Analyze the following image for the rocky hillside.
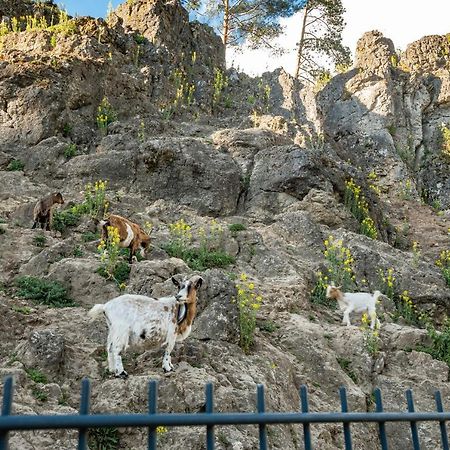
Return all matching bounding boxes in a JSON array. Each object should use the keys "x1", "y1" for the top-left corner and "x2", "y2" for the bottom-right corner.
[{"x1": 0, "y1": 1, "x2": 450, "y2": 449}]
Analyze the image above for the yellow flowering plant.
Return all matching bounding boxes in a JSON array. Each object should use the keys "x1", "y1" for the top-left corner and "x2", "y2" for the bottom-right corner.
[
  {"x1": 436, "y1": 250, "x2": 450, "y2": 287},
  {"x1": 378, "y1": 267, "x2": 395, "y2": 300},
  {"x1": 235, "y1": 273, "x2": 263, "y2": 353},
  {"x1": 360, "y1": 312, "x2": 380, "y2": 356},
  {"x1": 310, "y1": 235, "x2": 356, "y2": 306},
  {"x1": 344, "y1": 178, "x2": 378, "y2": 239},
  {"x1": 164, "y1": 219, "x2": 234, "y2": 271},
  {"x1": 96, "y1": 97, "x2": 117, "y2": 135},
  {"x1": 97, "y1": 226, "x2": 130, "y2": 286}
]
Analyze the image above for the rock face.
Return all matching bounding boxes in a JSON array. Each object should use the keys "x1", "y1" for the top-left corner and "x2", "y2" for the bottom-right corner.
[{"x1": 0, "y1": 4, "x2": 449, "y2": 450}]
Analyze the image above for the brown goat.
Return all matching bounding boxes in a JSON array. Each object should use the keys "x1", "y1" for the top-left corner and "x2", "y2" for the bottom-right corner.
[
  {"x1": 32, "y1": 192, "x2": 64, "y2": 231},
  {"x1": 100, "y1": 214, "x2": 151, "y2": 263}
]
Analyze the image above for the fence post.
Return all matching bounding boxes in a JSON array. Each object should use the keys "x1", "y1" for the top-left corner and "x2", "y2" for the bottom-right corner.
[
  {"x1": 300, "y1": 385, "x2": 312, "y2": 450},
  {"x1": 206, "y1": 383, "x2": 214, "y2": 450},
  {"x1": 257, "y1": 385, "x2": 267, "y2": 450},
  {"x1": 374, "y1": 388, "x2": 389, "y2": 450},
  {"x1": 148, "y1": 380, "x2": 158, "y2": 450},
  {"x1": 0, "y1": 376, "x2": 13, "y2": 450},
  {"x1": 435, "y1": 391, "x2": 449, "y2": 450},
  {"x1": 339, "y1": 387, "x2": 352, "y2": 450},
  {"x1": 77, "y1": 378, "x2": 91, "y2": 450},
  {"x1": 406, "y1": 390, "x2": 421, "y2": 450}
]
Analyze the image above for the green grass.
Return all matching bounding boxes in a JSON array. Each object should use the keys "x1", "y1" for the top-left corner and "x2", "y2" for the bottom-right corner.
[
  {"x1": 88, "y1": 427, "x2": 120, "y2": 450},
  {"x1": 6, "y1": 159, "x2": 24, "y2": 171},
  {"x1": 82, "y1": 231, "x2": 100, "y2": 242},
  {"x1": 417, "y1": 319, "x2": 450, "y2": 367},
  {"x1": 26, "y1": 368, "x2": 47, "y2": 384},
  {"x1": 32, "y1": 387, "x2": 48, "y2": 402},
  {"x1": 33, "y1": 234, "x2": 46, "y2": 247},
  {"x1": 258, "y1": 320, "x2": 279, "y2": 333},
  {"x1": 11, "y1": 306, "x2": 32, "y2": 315},
  {"x1": 337, "y1": 357, "x2": 358, "y2": 383},
  {"x1": 64, "y1": 143, "x2": 77, "y2": 159},
  {"x1": 163, "y1": 243, "x2": 235, "y2": 271},
  {"x1": 15, "y1": 276, "x2": 74, "y2": 308},
  {"x1": 229, "y1": 223, "x2": 246, "y2": 233}
]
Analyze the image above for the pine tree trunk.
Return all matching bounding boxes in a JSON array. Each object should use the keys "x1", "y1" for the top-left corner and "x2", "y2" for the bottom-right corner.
[
  {"x1": 295, "y1": 6, "x2": 309, "y2": 79},
  {"x1": 222, "y1": 0, "x2": 230, "y2": 55}
]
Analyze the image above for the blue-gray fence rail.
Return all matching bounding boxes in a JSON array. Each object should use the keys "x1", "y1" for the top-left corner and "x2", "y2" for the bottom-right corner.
[{"x1": 1, "y1": 376, "x2": 449, "y2": 450}]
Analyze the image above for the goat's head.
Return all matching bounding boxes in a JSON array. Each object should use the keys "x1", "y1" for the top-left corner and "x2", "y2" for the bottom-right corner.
[
  {"x1": 52, "y1": 192, "x2": 64, "y2": 205},
  {"x1": 172, "y1": 275, "x2": 204, "y2": 304},
  {"x1": 139, "y1": 232, "x2": 151, "y2": 258},
  {"x1": 326, "y1": 284, "x2": 342, "y2": 299}
]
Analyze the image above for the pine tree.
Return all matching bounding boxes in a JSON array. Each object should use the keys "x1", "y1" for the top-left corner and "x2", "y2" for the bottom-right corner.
[
  {"x1": 184, "y1": 0, "x2": 307, "y2": 56},
  {"x1": 294, "y1": 0, "x2": 351, "y2": 82}
]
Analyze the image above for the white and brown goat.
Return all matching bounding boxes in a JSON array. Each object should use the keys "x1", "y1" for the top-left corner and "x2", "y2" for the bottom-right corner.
[
  {"x1": 326, "y1": 284, "x2": 381, "y2": 329},
  {"x1": 32, "y1": 192, "x2": 64, "y2": 231},
  {"x1": 100, "y1": 214, "x2": 150, "y2": 263},
  {"x1": 88, "y1": 275, "x2": 203, "y2": 377}
]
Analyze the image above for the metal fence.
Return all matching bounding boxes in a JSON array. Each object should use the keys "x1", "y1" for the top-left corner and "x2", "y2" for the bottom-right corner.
[{"x1": 1, "y1": 375, "x2": 449, "y2": 450}]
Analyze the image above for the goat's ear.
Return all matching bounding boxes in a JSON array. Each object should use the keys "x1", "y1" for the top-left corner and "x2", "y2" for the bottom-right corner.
[
  {"x1": 193, "y1": 276, "x2": 203, "y2": 289},
  {"x1": 171, "y1": 276, "x2": 181, "y2": 288}
]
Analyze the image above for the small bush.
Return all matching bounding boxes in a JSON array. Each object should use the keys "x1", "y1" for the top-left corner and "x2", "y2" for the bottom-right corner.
[
  {"x1": 417, "y1": 319, "x2": 450, "y2": 367},
  {"x1": 229, "y1": 223, "x2": 246, "y2": 234},
  {"x1": 15, "y1": 276, "x2": 74, "y2": 308},
  {"x1": 52, "y1": 208, "x2": 83, "y2": 233},
  {"x1": 26, "y1": 368, "x2": 47, "y2": 384},
  {"x1": 96, "y1": 97, "x2": 117, "y2": 135},
  {"x1": 7, "y1": 159, "x2": 25, "y2": 171},
  {"x1": 436, "y1": 250, "x2": 450, "y2": 287},
  {"x1": 88, "y1": 427, "x2": 120, "y2": 450},
  {"x1": 32, "y1": 387, "x2": 48, "y2": 402},
  {"x1": 64, "y1": 143, "x2": 77, "y2": 159},
  {"x1": 33, "y1": 234, "x2": 46, "y2": 247},
  {"x1": 235, "y1": 273, "x2": 262, "y2": 353},
  {"x1": 82, "y1": 232, "x2": 100, "y2": 242}
]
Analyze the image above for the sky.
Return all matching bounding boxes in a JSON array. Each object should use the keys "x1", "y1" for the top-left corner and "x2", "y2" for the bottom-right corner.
[{"x1": 61, "y1": 0, "x2": 450, "y2": 76}]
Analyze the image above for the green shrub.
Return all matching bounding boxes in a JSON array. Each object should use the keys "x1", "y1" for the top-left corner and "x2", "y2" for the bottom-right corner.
[
  {"x1": 436, "y1": 250, "x2": 450, "y2": 287},
  {"x1": 26, "y1": 368, "x2": 47, "y2": 384},
  {"x1": 96, "y1": 97, "x2": 117, "y2": 134},
  {"x1": 32, "y1": 387, "x2": 48, "y2": 402},
  {"x1": 52, "y1": 208, "x2": 83, "y2": 233},
  {"x1": 417, "y1": 319, "x2": 450, "y2": 367},
  {"x1": 33, "y1": 234, "x2": 46, "y2": 247},
  {"x1": 337, "y1": 358, "x2": 358, "y2": 383},
  {"x1": 82, "y1": 232, "x2": 100, "y2": 242},
  {"x1": 88, "y1": 427, "x2": 120, "y2": 450},
  {"x1": 64, "y1": 143, "x2": 77, "y2": 159},
  {"x1": 229, "y1": 223, "x2": 246, "y2": 234},
  {"x1": 15, "y1": 277, "x2": 74, "y2": 308},
  {"x1": 7, "y1": 159, "x2": 25, "y2": 171},
  {"x1": 163, "y1": 219, "x2": 235, "y2": 271}
]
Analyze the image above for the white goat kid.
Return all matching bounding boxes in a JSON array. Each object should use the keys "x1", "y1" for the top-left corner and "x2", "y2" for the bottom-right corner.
[
  {"x1": 88, "y1": 275, "x2": 203, "y2": 377},
  {"x1": 326, "y1": 284, "x2": 381, "y2": 329}
]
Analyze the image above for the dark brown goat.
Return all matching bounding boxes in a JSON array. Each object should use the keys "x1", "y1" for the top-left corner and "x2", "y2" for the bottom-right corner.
[{"x1": 32, "y1": 192, "x2": 64, "y2": 231}]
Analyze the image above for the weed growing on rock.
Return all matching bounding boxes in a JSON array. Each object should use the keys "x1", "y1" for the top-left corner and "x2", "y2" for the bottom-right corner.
[
  {"x1": 88, "y1": 427, "x2": 119, "y2": 450},
  {"x1": 64, "y1": 143, "x2": 77, "y2": 159},
  {"x1": 26, "y1": 368, "x2": 47, "y2": 384},
  {"x1": 97, "y1": 226, "x2": 130, "y2": 286},
  {"x1": 212, "y1": 67, "x2": 228, "y2": 110},
  {"x1": 6, "y1": 159, "x2": 24, "y2": 171},
  {"x1": 360, "y1": 313, "x2": 380, "y2": 356},
  {"x1": 311, "y1": 236, "x2": 356, "y2": 305},
  {"x1": 440, "y1": 123, "x2": 450, "y2": 159},
  {"x1": 235, "y1": 273, "x2": 262, "y2": 353},
  {"x1": 163, "y1": 219, "x2": 235, "y2": 271},
  {"x1": 12, "y1": 306, "x2": 32, "y2": 315},
  {"x1": 96, "y1": 97, "x2": 117, "y2": 135},
  {"x1": 229, "y1": 223, "x2": 246, "y2": 236},
  {"x1": 15, "y1": 276, "x2": 74, "y2": 308},
  {"x1": 33, "y1": 233, "x2": 46, "y2": 247},
  {"x1": 336, "y1": 357, "x2": 358, "y2": 383},
  {"x1": 314, "y1": 70, "x2": 332, "y2": 92},
  {"x1": 392, "y1": 290, "x2": 426, "y2": 326},
  {"x1": 32, "y1": 387, "x2": 48, "y2": 402},
  {"x1": 344, "y1": 178, "x2": 378, "y2": 239},
  {"x1": 378, "y1": 267, "x2": 395, "y2": 300},
  {"x1": 412, "y1": 241, "x2": 421, "y2": 267},
  {"x1": 436, "y1": 250, "x2": 450, "y2": 287},
  {"x1": 417, "y1": 319, "x2": 450, "y2": 367}
]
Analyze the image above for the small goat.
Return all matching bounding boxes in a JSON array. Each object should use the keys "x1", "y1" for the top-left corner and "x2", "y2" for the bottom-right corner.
[
  {"x1": 88, "y1": 275, "x2": 203, "y2": 377},
  {"x1": 326, "y1": 284, "x2": 381, "y2": 329},
  {"x1": 100, "y1": 214, "x2": 150, "y2": 263},
  {"x1": 32, "y1": 192, "x2": 64, "y2": 231}
]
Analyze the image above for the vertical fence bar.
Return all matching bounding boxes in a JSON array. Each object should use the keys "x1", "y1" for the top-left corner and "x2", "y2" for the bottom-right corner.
[
  {"x1": 374, "y1": 388, "x2": 389, "y2": 450},
  {"x1": 77, "y1": 378, "x2": 91, "y2": 450},
  {"x1": 406, "y1": 389, "x2": 421, "y2": 450},
  {"x1": 339, "y1": 387, "x2": 352, "y2": 450},
  {"x1": 206, "y1": 383, "x2": 215, "y2": 450},
  {"x1": 300, "y1": 385, "x2": 312, "y2": 450},
  {"x1": 0, "y1": 376, "x2": 14, "y2": 450},
  {"x1": 148, "y1": 380, "x2": 158, "y2": 450},
  {"x1": 257, "y1": 385, "x2": 268, "y2": 450},
  {"x1": 435, "y1": 391, "x2": 449, "y2": 450}
]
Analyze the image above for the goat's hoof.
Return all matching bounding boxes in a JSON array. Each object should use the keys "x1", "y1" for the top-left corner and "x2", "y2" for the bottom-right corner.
[{"x1": 116, "y1": 371, "x2": 128, "y2": 379}]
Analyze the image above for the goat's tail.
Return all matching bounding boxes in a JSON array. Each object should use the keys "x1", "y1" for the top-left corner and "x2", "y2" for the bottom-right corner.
[{"x1": 88, "y1": 304, "x2": 105, "y2": 320}]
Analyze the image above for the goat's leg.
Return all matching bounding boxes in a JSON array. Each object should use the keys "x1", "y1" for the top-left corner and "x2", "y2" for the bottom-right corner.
[
  {"x1": 109, "y1": 330, "x2": 129, "y2": 378},
  {"x1": 106, "y1": 334, "x2": 115, "y2": 373},
  {"x1": 162, "y1": 334, "x2": 176, "y2": 372},
  {"x1": 342, "y1": 308, "x2": 352, "y2": 326},
  {"x1": 369, "y1": 309, "x2": 379, "y2": 330}
]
